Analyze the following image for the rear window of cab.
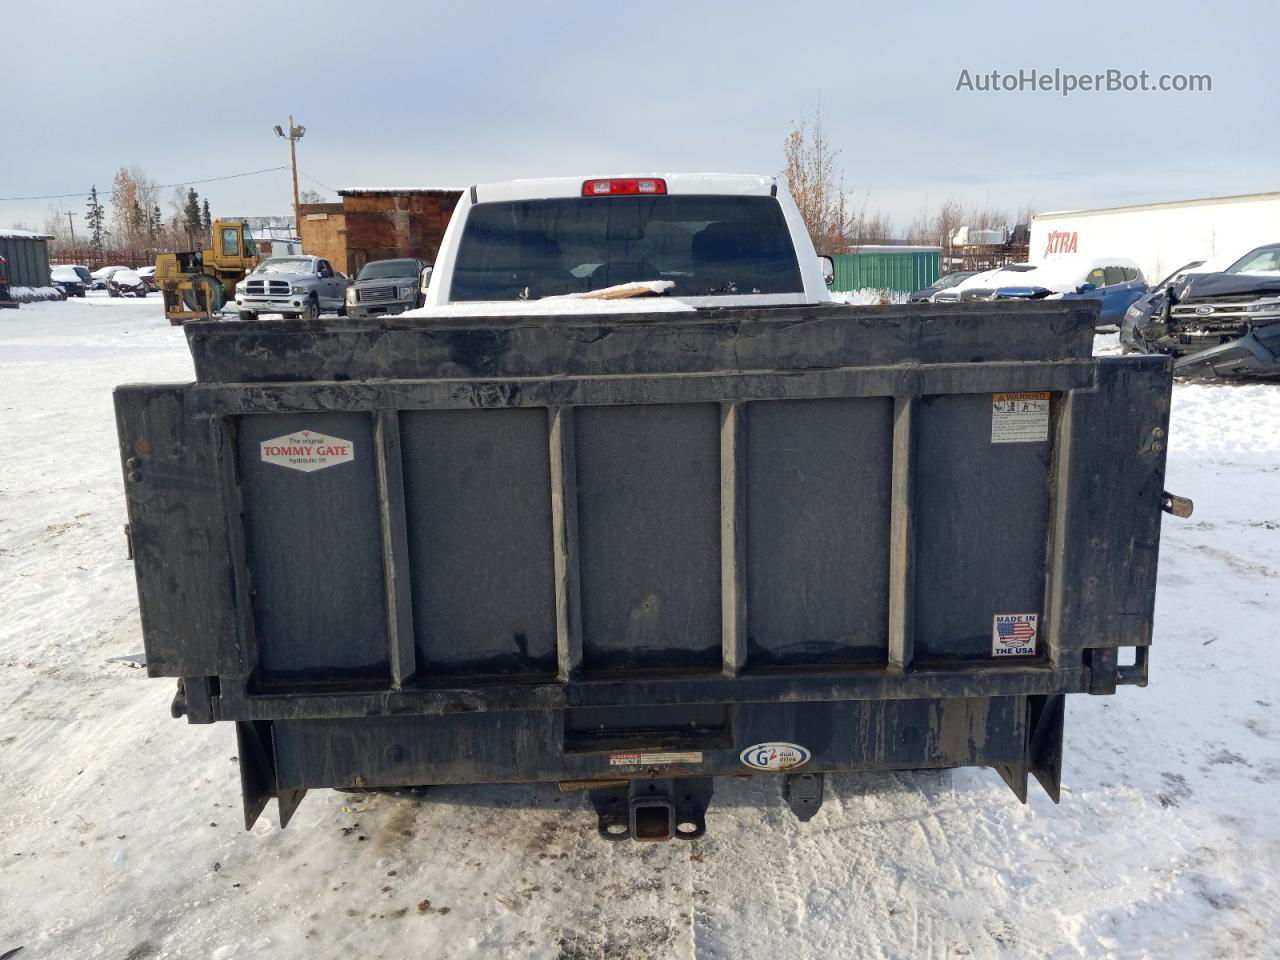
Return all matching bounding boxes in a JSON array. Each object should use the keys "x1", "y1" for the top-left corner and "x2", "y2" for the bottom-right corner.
[{"x1": 450, "y1": 195, "x2": 803, "y2": 301}]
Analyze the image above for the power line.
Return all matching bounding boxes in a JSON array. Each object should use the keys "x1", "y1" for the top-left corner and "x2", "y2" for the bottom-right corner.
[
  {"x1": 0, "y1": 165, "x2": 291, "y2": 202},
  {"x1": 299, "y1": 169, "x2": 337, "y2": 193}
]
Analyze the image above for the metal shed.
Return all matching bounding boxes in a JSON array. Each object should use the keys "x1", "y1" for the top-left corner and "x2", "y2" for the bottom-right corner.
[
  {"x1": 832, "y1": 245, "x2": 940, "y2": 294},
  {"x1": 0, "y1": 229, "x2": 53, "y2": 288}
]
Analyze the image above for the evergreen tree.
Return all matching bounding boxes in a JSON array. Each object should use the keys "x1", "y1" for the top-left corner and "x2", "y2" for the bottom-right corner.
[
  {"x1": 183, "y1": 189, "x2": 202, "y2": 235},
  {"x1": 200, "y1": 198, "x2": 212, "y2": 231},
  {"x1": 86, "y1": 186, "x2": 106, "y2": 252},
  {"x1": 149, "y1": 205, "x2": 163, "y2": 242}
]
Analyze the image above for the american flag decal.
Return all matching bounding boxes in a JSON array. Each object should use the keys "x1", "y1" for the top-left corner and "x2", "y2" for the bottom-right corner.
[
  {"x1": 992, "y1": 613, "x2": 1038, "y2": 656},
  {"x1": 998, "y1": 621, "x2": 1035, "y2": 641}
]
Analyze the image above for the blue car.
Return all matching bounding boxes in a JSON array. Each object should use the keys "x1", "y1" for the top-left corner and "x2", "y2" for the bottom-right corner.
[{"x1": 985, "y1": 258, "x2": 1148, "y2": 329}]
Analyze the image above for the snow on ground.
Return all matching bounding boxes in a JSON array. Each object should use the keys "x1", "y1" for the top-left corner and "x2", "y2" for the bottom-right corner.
[
  {"x1": 830, "y1": 288, "x2": 910, "y2": 305},
  {"x1": 1, "y1": 298, "x2": 1278, "y2": 960}
]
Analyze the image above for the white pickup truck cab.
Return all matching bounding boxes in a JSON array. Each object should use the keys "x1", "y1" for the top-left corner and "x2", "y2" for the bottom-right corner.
[{"x1": 423, "y1": 174, "x2": 831, "y2": 309}]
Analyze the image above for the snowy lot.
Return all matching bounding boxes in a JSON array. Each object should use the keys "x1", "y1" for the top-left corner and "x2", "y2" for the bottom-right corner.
[{"x1": 2, "y1": 298, "x2": 1278, "y2": 960}]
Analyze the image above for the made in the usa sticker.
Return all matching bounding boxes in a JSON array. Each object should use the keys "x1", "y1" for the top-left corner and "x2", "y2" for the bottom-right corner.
[{"x1": 992, "y1": 613, "x2": 1038, "y2": 656}]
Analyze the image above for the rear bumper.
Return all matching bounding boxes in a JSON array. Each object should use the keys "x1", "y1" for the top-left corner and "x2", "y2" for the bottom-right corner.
[
  {"x1": 267, "y1": 695, "x2": 1055, "y2": 787},
  {"x1": 225, "y1": 692, "x2": 1068, "y2": 834}
]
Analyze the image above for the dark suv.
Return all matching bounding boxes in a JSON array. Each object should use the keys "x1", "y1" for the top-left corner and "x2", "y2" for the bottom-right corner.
[{"x1": 345, "y1": 258, "x2": 431, "y2": 319}]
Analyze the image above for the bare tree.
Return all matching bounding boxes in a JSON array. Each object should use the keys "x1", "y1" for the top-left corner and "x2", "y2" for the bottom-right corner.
[
  {"x1": 782, "y1": 102, "x2": 852, "y2": 254},
  {"x1": 934, "y1": 200, "x2": 965, "y2": 264},
  {"x1": 167, "y1": 186, "x2": 188, "y2": 245},
  {"x1": 130, "y1": 165, "x2": 160, "y2": 240},
  {"x1": 42, "y1": 204, "x2": 76, "y2": 248},
  {"x1": 905, "y1": 206, "x2": 933, "y2": 246},
  {"x1": 110, "y1": 167, "x2": 142, "y2": 249},
  {"x1": 836, "y1": 189, "x2": 890, "y2": 246},
  {"x1": 850, "y1": 211, "x2": 895, "y2": 245}
]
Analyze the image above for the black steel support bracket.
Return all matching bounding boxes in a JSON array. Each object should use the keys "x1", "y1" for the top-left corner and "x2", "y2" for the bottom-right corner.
[{"x1": 236, "y1": 720, "x2": 307, "y2": 830}]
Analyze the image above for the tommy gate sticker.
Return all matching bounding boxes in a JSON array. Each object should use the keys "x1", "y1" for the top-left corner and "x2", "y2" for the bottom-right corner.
[{"x1": 260, "y1": 430, "x2": 355, "y2": 473}]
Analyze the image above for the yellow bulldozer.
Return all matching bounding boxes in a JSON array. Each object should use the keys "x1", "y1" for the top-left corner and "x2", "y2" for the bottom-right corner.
[{"x1": 155, "y1": 220, "x2": 259, "y2": 324}]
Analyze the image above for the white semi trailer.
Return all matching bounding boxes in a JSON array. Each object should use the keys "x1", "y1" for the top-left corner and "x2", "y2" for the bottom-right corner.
[{"x1": 1031, "y1": 191, "x2": 1280, "y2": 282}]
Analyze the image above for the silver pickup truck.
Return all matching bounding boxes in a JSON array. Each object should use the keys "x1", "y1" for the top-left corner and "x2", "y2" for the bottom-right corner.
[{"x1": 234, "y1": 255, "x2": 348, "y2": 320}]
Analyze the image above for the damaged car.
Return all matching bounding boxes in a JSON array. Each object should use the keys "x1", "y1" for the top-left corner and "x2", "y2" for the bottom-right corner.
[
  {"x1": 988, "y1": 257, "x2": 1146, "y2": 329},
  {"x1": 1123, "y1": 243, "x2": 1280, "y2": 378},
  {"x1": 932, "y1": 256, "x2": 1147, "y2": 328},
  {"x1": 1117, "y1": 259, "x2": 1207, "y2": 355}
]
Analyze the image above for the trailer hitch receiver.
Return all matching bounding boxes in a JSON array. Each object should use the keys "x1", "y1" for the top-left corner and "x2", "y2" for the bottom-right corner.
[{"x1": 591, "y1": 778, "x2": 714, "y2": 842}]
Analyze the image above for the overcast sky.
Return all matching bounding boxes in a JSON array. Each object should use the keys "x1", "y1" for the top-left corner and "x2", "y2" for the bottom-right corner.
[{"x1": 3, "y1": 0, "x2": 1274, "y2": 233}]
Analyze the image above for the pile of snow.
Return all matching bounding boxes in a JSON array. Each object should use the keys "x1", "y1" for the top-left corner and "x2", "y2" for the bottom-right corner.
[
  {"x1": 1093, "y1": 331, "x2": 1122, "y2": 356},
  {"x1": 4, "y1": 285, "x2": 64, "y2": 303},
  {"x1": 830, "y1": 287, "x2": 908, "y2": 305}
]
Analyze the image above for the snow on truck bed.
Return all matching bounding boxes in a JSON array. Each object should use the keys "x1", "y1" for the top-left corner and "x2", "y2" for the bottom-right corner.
[{"x1": 2, "y1": 298, "x2": 1278, "y2": 960}]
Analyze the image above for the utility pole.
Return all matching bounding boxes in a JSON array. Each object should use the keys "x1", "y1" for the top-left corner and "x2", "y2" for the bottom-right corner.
[
  {"x1": 273, "y1": 116, "x2": 306, "y2": 231},
  {"x1": 66, "y1": 211, "x2": 77, "y2": 247}
]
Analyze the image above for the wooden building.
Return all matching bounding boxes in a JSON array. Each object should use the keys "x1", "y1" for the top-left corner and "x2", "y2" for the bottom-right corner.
[{"x1": 297, "y1": 189, "x2": 462, "y2": 276}]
